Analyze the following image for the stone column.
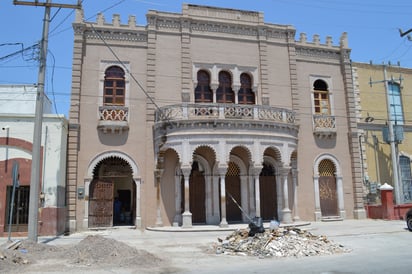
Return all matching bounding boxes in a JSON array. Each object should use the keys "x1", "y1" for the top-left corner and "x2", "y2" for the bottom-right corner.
[
  {"x1": 134, "y1": 178, "x2": 142, "y2": 228},
  {"x1": 292, "y1": 169, "x2": 300, "y2": 221},
  {"x1": 211, "y1": 83, "x2": 218, "y2": 103},
  {"x1": 218, "y1": 166, "x2": 228, "y2": 227},
  {"x1": 233, "y1": 84, "x2": 240, "y2": 104},
  {"x1": 280, "y1": 167, "x2": 292, "y2": 223},
  {"x1": 336, "y1": 175, "x2": 345, "y2": 219},
  {"x1": 254, "y1": 175, "x2": 261, "y2": 218},
  {"x1": 154, "y1": 169, "x2": 164, "y2": 227},
  {"x1": 252, "y1": 166, "x2": 263, "y2": 218},
  {"x1": 181, "y1": 167, "x2": 192, "y2": 228}
]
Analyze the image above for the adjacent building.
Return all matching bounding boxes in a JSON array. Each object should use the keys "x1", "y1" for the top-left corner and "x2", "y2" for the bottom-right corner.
[
  {"x1": 67, "y1": 4, "x2": 366, "y2": 232},
  {"x1": 0, "y1": 84, "x2": 68, "y2": 236},
  {"x1": 353, "y1": 62, "x2": 412, "y2": 210}
]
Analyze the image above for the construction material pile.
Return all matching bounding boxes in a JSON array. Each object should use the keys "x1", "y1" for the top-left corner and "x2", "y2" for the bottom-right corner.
[{"x1": 214, "y1": 227, "x2": 351, "y2": 258}]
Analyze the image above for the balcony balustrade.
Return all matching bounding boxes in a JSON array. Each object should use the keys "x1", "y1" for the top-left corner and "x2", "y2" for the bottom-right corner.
[
  {"x1": 155, "y1": 103, "x2": 296, "y2": 124},
  {"x1": 97, "y1": 105, "x2": 129, "y2": 134},
  {"x1": 313, "y1": 114, "x2": 336, "y2": 138}
]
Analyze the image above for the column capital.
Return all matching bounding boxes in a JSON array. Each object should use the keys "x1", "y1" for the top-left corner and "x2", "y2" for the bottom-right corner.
[
  {"x1": 251, "y1": 164, "x2": 263, "y2": 177},
  {"x1": 211, "y1": 83, "x2": 219, "y2": 91},
  {"x1": 279, "y1": 165, "x2": 291, "y2": 176},
  {"x1": 154, "y1": 168, "x2": 164, "y2": 179},
  {"x1": 180, "y1": 165, "x2": 192, "y2": 178},
  {"x1": 217, "y1": 164, "x2": 228, "y2": 176}
]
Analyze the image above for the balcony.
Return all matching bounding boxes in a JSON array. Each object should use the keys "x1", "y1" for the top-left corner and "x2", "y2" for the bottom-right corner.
[
  {"x1": 313, "y1": 114, "x2": 336, "y2": 138},
  {"x1": 97, "y1": 105, "x2": 129, "y2": 134},
  {"x1": 154, "y1": 104, "x2": 298, "y2": 144},
  {"x1": 156, "y1": 103, "x2": 296, "y2": 122}
]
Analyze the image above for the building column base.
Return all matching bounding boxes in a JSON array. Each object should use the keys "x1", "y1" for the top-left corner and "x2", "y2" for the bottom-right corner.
[
  {"x1": 219, "y1": 218, "x2": 228, "y2": 228},
  {"x1": 353, "y1": 208, "x2": 367, "y2": 219},
  {"x1": 182, "y1": 211, "x2": 192, "y2": 228},
  {"x1": 281, "y1": 209, "x2": 293, "y2": 223},
  {"x1": 135, "y1": 217, "x2": 142, "y2": 228}
]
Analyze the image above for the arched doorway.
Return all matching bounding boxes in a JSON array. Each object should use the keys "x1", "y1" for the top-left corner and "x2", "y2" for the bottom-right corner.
[
  {"x1": 259, "y1": 163, "x2": 277, "y2": 221},
  {"x1": 318, "y1": 159, "x2": 338, "y2": 217},
  {"x1": 225, "y1": 162, "x2": 242, "y2": 222},
  {"x1": 88, "y1": 156, "x2": 134, "y2": 228},
  {"x1": 189, "y1": 161, "x2": 206, "y2": 224}
]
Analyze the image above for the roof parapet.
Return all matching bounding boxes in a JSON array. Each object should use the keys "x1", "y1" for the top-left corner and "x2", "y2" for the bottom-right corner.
[{"x1": 298, "y1": 32, "x2": 349, "y2": 49}]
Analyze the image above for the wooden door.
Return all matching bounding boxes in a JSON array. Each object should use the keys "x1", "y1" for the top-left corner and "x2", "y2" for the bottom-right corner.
[
  {"x1": 226, "y1": 175, "x2": 242, "y2": 222},
  {"x1": 260, "y1": 175, "x2": 277, "y2": 221},
  {"x1": 89, "y1": 180, "x2": 114, "y2": 228},
  {"x1": 189, "y1": 169, "x2": 206, "y2": 224},
  {"x1": 319, "y1": 176, "x2": 338, "y2": 217}
]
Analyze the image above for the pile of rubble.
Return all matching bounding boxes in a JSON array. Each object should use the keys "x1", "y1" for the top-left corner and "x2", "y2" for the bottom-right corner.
[
  {"x1": 0, "y1": 235, "x2": 163, "y2": 273},
  {"x1": 214, "y1": 227, "x2": 351, "y2": 258}
]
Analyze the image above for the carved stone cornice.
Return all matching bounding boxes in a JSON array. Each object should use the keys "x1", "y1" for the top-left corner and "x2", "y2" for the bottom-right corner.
[
  {"x1": 84, "y1": 28, "x2": 148, "y2": 42},
  {"x1": 147, "y1": 13, "x2": 293, "y2": 41},
  {"x1": 295, "y1": 46, "x2": 341, "y2": 61},
  {"x1": 73, "y1": 23, "x2": 86, "y2": 36}
]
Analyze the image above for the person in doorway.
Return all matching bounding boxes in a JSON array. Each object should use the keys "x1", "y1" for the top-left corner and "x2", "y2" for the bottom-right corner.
[{"x1": 113, "y1": 197, "x2": 122, "y2": 225}]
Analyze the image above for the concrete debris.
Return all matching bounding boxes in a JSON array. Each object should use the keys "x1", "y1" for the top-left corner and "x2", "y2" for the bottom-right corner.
[
  {"x1": 215, "y1": 227, "x2": 351, "y2": 258},
  {"x1": 6, "y1": 240, "x2": 21, "y2": 250}
]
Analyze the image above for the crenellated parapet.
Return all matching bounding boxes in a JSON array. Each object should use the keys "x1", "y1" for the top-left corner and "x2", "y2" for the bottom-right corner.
[
  {"x1": 296, "y1": 32, "x2": 350, "y2": 63},
  {"x1": 73, "y1": 8, "x2": 147, "y2": 42}
]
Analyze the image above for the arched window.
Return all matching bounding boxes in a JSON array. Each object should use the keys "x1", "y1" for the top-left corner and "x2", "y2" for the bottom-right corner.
[
  {"x1": 104, "y1": 66, "x2": 125, "y2": 106},
  {"x1": 216, "y1": 71, "x2": 234, "y2": 103},
  {"x1": 238, "y1": 73, "x2": 255, "y2": 105},
  {"x1": 195, "y1": 70, "x2": 212, "y2": 103},
  {"x1": 313, "y1": 79, "x2": 329, "y2": 114}
]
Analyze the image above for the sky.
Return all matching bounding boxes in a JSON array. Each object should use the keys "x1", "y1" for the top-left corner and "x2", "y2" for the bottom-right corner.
[{"x1": 1, "y1": 0, "x2": 411, "y2": 118}]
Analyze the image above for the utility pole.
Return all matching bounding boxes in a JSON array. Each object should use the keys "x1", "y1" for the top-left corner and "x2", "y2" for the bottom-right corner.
[
  {"x1": 369, "y1": 64, "x2": 402, "y2": 205},
  {"x1": 383, "y1": 65, "x2": 402, "y2": 205},
  {"x1": 13, "y1": 0, "x2": 81, "y2": 242}
]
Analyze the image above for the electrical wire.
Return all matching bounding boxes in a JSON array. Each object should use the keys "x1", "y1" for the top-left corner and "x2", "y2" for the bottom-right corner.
[{"x1": 46, "y1": 49, "x2": 59, "y2": 115}]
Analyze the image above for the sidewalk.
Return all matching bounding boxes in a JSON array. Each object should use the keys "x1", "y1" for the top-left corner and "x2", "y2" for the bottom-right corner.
[{"x1": 1, "y1": 218, "x2": 407, "y2": 247}]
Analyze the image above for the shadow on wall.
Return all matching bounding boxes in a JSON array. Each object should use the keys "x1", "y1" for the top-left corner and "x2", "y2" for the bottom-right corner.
[
  {"x1": 98, "y1": 131, "x2": 129, "y2": 146},
  {"x1": 314, "y1": 136, "x2": 336, "y2": 149}
]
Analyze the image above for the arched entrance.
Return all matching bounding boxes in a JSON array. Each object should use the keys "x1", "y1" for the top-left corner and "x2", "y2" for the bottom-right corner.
[
  {"x1": 189, "y1": 161, "x2": 206, "y2": 224},
  {"x1": 318, "y1": 159, "x2": 338, "y2": 217},
  {"x1": 225, "y1": 162, "x2": 242, "y2": 223},
  {"x1": 259, "y1": 163, "x2": 277, "y2": 221},
  {"x1": 88, "y1": 156, "x2": 135, "y2": 228}
]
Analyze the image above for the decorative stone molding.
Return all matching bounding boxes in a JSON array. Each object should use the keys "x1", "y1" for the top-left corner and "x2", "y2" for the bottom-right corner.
[
  {"x1": 313, "y1": 114, "x2": 337, "y2": 138},
  {"x1": 296, "y1": 47, "x2": 341, "y2": 61},
  {"x1": 181, "y1": 92, "x2": 190, "y2": 102}
]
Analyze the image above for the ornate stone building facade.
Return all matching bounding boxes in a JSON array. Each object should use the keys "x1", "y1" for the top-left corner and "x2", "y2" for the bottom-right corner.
[{"x1": 67, "y1": 4, "x2": 365, "y2": 232}]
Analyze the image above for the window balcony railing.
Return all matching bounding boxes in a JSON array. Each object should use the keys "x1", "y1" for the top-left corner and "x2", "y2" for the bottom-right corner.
[
  {"x1": 313, "y1": 114, "x2": 336, "y2": 138},
  {"x1": 97, "y1": 105, "x2": 129, "y2": 134},
  {"x1": 155, "y1": 103, "x2": 296, "y2": 124}
]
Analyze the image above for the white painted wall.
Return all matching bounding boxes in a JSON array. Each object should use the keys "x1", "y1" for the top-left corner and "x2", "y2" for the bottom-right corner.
[{"x1": 0, "y1": 85, "x2": 52, "y2": 114}]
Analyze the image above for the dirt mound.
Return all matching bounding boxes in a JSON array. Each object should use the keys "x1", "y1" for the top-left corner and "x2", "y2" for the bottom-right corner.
[
  {"x1": 0, "y1": 235, "x2": 163, "y2": 273},
  {"x1": 67, "y1": 235, "x2": 162, "y2": 267}
]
